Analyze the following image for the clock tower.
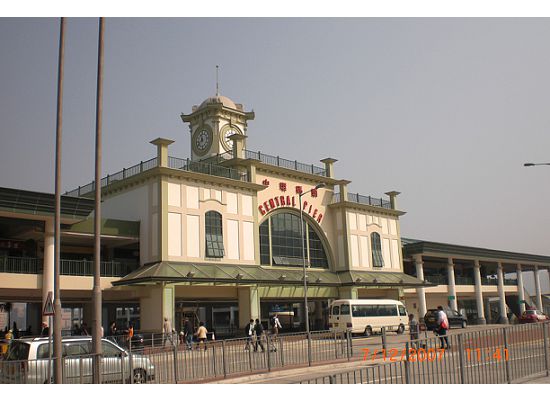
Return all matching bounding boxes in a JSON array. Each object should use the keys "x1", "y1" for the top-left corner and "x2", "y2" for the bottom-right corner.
[{"x1": 181, "y1": 95, "x2": 255, "y2": 161}]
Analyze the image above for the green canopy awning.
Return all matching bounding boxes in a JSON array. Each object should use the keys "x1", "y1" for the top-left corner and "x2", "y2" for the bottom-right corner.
[{"x1": 113, "y1": 262, "x2": 428, "y2": 288}]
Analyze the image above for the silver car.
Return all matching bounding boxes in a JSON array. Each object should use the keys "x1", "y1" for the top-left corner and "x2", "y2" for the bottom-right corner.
[{"x1": 0, "y1": 336, "x2": 155, "y2": 384}]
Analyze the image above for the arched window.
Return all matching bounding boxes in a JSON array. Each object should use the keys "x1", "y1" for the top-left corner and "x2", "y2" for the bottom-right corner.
[
  {"x1": 205, "y1": 211, "x2": 224, "y2": 258},
  {"x1": 371, "y1": 232, "x2": 384, "y2": 267},
  {"x1": 259, "y1": 212, "x2": 329, "y2": 268}
]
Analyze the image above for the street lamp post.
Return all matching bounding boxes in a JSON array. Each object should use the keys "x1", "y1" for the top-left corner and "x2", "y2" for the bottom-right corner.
[{"x1": 299, "y1": 182, "x2": 325, "y2": 367}]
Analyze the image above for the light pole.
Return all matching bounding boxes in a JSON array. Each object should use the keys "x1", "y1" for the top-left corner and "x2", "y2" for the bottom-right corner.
[{"x1": 299, "y1": 182, "x2": 325, "y2": 366}]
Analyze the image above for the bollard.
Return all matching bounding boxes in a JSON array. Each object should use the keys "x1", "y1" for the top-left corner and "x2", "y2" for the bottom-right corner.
[
  {"x1": 381, "y1": 327, "x2": 387, "y2": 351},
  {"x1": 502, "y1": 327, "x2": 511, "y2": 384}
]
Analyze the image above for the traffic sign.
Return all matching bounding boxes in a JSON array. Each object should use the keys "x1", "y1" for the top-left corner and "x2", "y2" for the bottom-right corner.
[{"x1": 42, "y1": 291, "x2": 55, "y2": 316}]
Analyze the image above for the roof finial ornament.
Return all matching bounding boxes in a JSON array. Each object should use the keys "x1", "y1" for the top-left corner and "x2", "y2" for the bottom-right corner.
[{"x1": 215, "y1": 65, "x2": 220, "y2": 96}]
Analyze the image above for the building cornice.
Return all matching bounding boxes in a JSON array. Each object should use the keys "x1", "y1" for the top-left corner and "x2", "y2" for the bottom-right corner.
[{"x1": 328, "y1": 201, "x2": 406, "y2": 217}]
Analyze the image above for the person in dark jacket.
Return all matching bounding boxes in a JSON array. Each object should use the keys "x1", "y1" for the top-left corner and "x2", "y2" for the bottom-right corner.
[
  {"x1": 244, "y1": 319, "x2": 254, "y2": 351},
  {"x1": 253, "y1": 319, "x2": 265, "y2": 352},
  {"x1": 183, "y1": 318, "x2": 193, "y2": 350}
]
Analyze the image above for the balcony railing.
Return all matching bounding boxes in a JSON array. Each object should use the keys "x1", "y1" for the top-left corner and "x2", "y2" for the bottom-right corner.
[
  {"x1": 424, "y1": 275, "x2": 448, "y2": 285},
  {"x1": 0, "y1": 256, "x2": 137, "y2": 277},
  {"x1": 332, "y1": 192, "x2": 392, "y2": 209},
  {"x1": 243, "y1": 150, "x2": 327, "y2": 177},
  {"x1": 455, "y1": 276, "x2": 474, "y2": 285},
  {"x1": 0, "y1": 256, "x2": 41, "y2": 274}
]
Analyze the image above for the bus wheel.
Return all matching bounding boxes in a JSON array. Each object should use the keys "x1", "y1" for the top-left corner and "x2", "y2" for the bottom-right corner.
[
  {"x1": 364, "y1": 326, "x2": 373, "y2": 337},
  {"x1": 396, "y1": 324, "x2": 405, "y2": 334}
]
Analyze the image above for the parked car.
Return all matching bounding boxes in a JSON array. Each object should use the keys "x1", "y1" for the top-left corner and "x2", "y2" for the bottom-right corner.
[
  {"x1": 0, "y1": 336, "x2": 155, "y2": 384},
  {"x1": 519, "y1": 309, "x2": 549, "y2": 323},
  {"x1": 423, "y1": 309, "x2": 467, "y2": 330}
]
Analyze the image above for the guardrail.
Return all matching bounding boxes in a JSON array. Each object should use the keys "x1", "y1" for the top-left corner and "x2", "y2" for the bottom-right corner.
[
  {"x1": 332, "y1": 192, "x2": 392, "y2": 209},
  {"x1": 0, "y1": 257, "x2": 137, "y2": 277},
  {"x1": 243, "y1": 150, "x2": 327, "y2": 177}
]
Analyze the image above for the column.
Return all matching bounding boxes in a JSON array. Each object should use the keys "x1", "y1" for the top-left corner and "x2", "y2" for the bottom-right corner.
[
  {"x1": 447, "y1": 258, "x2": 458, "y2": 311},
  {"x1": 534, "y1": 265, "x2": 544, "y2": 312},
  {"x1": 473, "y1": 260, "x2": 486, "y2": 324},
  {"x1": 338, "y1": 287, "x2": 358, "y2": 299},
  {"x1": 516, "y1": 264, "x2": 526, "y2": 314},
  {"x1": 414, "y1": 255, "x2": 427, "y2": 319},
  {"x1": 238, "y1": 286, "x2": 260, "y2": 329},
  {"x1": 496, "y1": 262, "x2": 509, "y2": 324},
  {"x1": 314, "y1": 301, "x2": 324, "y2": 330},
  {"x1": 139, "y1": 283, "x2": 175, "y2": 332},
  {"x1": 42, "y1": 218, "x2": 55, "y2": 325}
]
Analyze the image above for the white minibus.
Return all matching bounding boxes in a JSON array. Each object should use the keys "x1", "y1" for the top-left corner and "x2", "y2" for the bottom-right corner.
[{"x1": 328, "y1": 299, "x2": 408, "y2": 337}]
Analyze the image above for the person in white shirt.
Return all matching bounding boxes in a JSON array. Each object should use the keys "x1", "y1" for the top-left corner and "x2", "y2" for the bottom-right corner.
[
  {"x1": 436, "y1": 306, "x2": 450, "y2": 349},
  {"x1": 271, "y1": 314, "x2": 282, "y2": 337}
]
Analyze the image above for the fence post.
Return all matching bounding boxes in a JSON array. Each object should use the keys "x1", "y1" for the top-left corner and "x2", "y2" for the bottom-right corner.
[
  {"x1": 173, "y1": 340, "x2": 179, "y2": 383},
  {"x1": 502, "y1": 327, "x2": 511, "y2": 384},
  {"x1": 381, "y1": 327, "x2": 387, "y2": 351},
  {"x1": 404, "y1": 341, "x2": 410, "y2": 384},
  {"x1": 266, "y1": 334, "x2": 272, "y2": 372},
  {"x1": 121, "y1": 351, "x2": 126, "y2": 384},
  {"x1": 334, "y1": 331, "x2": 338, "y2": 359},
  {"x1": 457, "y1": 333, "x2": 466, "y2": 384},
  {"x1": 346, "y1": 330, "x2": 351, "y2": 361},
  {"x1": 212, "y1": 341, "x2": 217, "y2": 377},
  {"x1": 280, "y1": 336, "x2": 285, "y2": 366},
  {"x1": 328, "y1": 374, "x2": 336, "y2": 384},
  {"x1": 222, "y1": 340, "x2": 227, "y2": 379},
  {"x1": 307, "y1": 332, "x2": 312, "y2": 366},
  {"x1": 129, "y1": 340, "x2": 134, "y2": 384},
  {"x1": 543, "y1": 322, "x2": 550, "y2": 377}
]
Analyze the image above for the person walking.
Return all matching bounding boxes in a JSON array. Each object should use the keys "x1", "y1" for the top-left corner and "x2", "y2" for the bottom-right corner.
[
  {"x1": 271, "y1": 314, "x2": 282, "y2": 337},
  {"x1": 408, "y1": 313, "x2": 419, "y2": 348},
  {"x1": 253, "y1": 319, "x2": 265, "y2": 352},
  {"x1": 183, "y1": 318, "x2": 194, "y2": 350},
  {"x1": 436, "y1": 306, "x2": 450, "y2": 349},
  {"x1": 163, "y1": 317, "x2": 173, "y2": 346},
  {"x1": 195, "y1": 321, "x2": 208, "y2": 352},
  {"x1": 244, "y1": 319, "x2": 254, "y2": 351}
]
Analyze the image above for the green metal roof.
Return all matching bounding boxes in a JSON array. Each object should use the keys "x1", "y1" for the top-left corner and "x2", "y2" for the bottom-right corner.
[
  {"x1": 112, "y1": 261, "x2": 427, "y2": 288},
  {"x1": 0, "y1": 186, "x2": 94, "y2": 219},
  {"x1": 66, "y1": 218, "x2": 140, "y2": 238},
  {"x1": 402, "y1": 237, "x2": 550, "y2": 265}
]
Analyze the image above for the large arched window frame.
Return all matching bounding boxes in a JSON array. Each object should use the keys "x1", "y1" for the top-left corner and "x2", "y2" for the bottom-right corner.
[
  {"x1": 371, "y1": 232, "x2": 384, "y2": 267},
  {"x1": 205, "y1": 211, "x2": 224, "y2": 258},
  {"x1": 259, "y1": 210, "x2": 330, "y2": 269}
]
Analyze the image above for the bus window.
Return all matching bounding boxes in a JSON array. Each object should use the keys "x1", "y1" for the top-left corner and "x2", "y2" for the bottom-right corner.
[
  {"x1": 340, "y1": 304, "x2": 350, "y2": 315},
  {"x1": 398, "y1": 305, "x2": 407, "y2": 316},
  {"x1": 332, "y1": 305, "x2": 340, "y2": 316}
]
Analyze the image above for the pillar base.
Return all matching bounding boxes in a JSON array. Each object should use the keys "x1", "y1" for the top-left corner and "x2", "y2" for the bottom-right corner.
[
  {"x1": 476, "y1": 317, "x2": 487, "y2": 325},
  {"x1": 497, "y1": 316, "x2": 509, "y2": 325}
]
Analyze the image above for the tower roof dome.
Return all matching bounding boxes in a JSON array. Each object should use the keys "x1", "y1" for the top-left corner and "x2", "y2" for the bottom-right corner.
[{"x1": 198, "y1": 95, "x2": 241, "y2": 110}]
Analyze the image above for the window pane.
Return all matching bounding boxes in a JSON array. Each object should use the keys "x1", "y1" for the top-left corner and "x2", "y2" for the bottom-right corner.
[
  {"x1": 205, "y1": 211, "x2": 224, "y2": 258},
  {"x1": 340, "y1": 304, "x2": 350, "y2": 315}
]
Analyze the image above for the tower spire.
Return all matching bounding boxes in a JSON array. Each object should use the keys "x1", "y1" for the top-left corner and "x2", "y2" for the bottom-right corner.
[{"x1": 216, "y1": 65, "x2": 219, "y2": 96}]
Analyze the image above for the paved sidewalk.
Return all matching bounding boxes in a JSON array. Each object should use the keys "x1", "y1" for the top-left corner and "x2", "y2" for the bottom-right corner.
[{"x1": 517, "y1": 373, "x2": 550, "y2": 384}]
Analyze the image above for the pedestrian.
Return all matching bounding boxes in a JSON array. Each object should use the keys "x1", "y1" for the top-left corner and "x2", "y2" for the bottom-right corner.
[
  {"x1": 183, "y1": 318, "x2": 193, "y2": 350},
  {"x1": 253, "y1": 319, "x2": 265, "y2": 352},
  {"x1": 195, "y1": 321, "x2": 208, "y2": 352},
  {"x1": 109, "y1": 321, "x2": 117, "y2": 336},
  {"x1": 163, "y1": 317, "x2": 173, "y2": 346},
  {"x1": 80, "y1": 322, "x2": 89, "y2": 336},
  {"x1": 72, "y1": 323, "x2": 81, "y2": 336},
  {"x1": 436, "y1": 306, "x2": 450, "y2": 349},
  {"x1": 244, "y1": 319, "x2": 254, "y2": 351},
  {"x1": 271, "y1": 314, "x2": 282, "y2": 337},
  {"x1": 409, "y1": 313, "x2": 419, "y2": 348},
  {"x1": 40, "y1": 322, "x2": 49, "y2": 337},
  {"x1": 127, "y1": 322, "x2": 134, "y2": 348}
]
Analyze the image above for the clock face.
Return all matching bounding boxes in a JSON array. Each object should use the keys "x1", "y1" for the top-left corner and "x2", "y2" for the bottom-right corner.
[
  {"x1": 221, "y1": 125, "x2": 241, "y2": 151},
  {"x1": 193, "y1": 128, "x2": 212, "y2": 155}
]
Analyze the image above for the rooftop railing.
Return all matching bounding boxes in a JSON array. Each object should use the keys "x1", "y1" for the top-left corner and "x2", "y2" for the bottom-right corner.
[
  {"x1": 243, "y1": 149, "x2": 327, "y2": 177},
  {"x1": 65, "y1": 155, "x2": 247, "y2": 198},
  {"x1": 332, "y1": 192, "x2": 392, "y2": 209}
]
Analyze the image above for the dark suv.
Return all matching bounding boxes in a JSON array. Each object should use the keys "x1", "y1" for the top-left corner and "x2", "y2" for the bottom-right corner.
[{"x1": 423, "y1": 309, "x2": 467, "y2": 330}]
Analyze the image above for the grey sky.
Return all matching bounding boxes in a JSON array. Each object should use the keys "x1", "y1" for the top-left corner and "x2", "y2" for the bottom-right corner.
[{"x1": 2, "y1": 18, "x2": 550, "y2": 256}]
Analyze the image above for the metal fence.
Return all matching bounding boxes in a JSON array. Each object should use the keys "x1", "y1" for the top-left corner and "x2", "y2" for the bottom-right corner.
[
  {"x1": 243, "y1": 150, "x2": 327, "y2": 176},
  {"x1": 2, "y1": 323, "x2": 548, "y2": 384},
  {"x1": 298, "y1": 322, "x2": 550, "y2": 384},
  {"x1": 0, "y1": 257, "x2": 137, "y2": 277},
  {"x1": 332, "y1": 192, "x2": 392, "y2": 209}
]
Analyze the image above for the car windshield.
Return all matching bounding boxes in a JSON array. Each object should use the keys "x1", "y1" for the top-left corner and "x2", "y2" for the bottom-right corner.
[{"x1": 6, "y1": 341, "x2": 30, "y2": 361}]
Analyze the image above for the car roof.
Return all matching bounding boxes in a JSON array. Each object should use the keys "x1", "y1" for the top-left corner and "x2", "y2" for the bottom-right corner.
[{"x1": 12, "y1": 336, "x2": 99, "y2": 344}]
